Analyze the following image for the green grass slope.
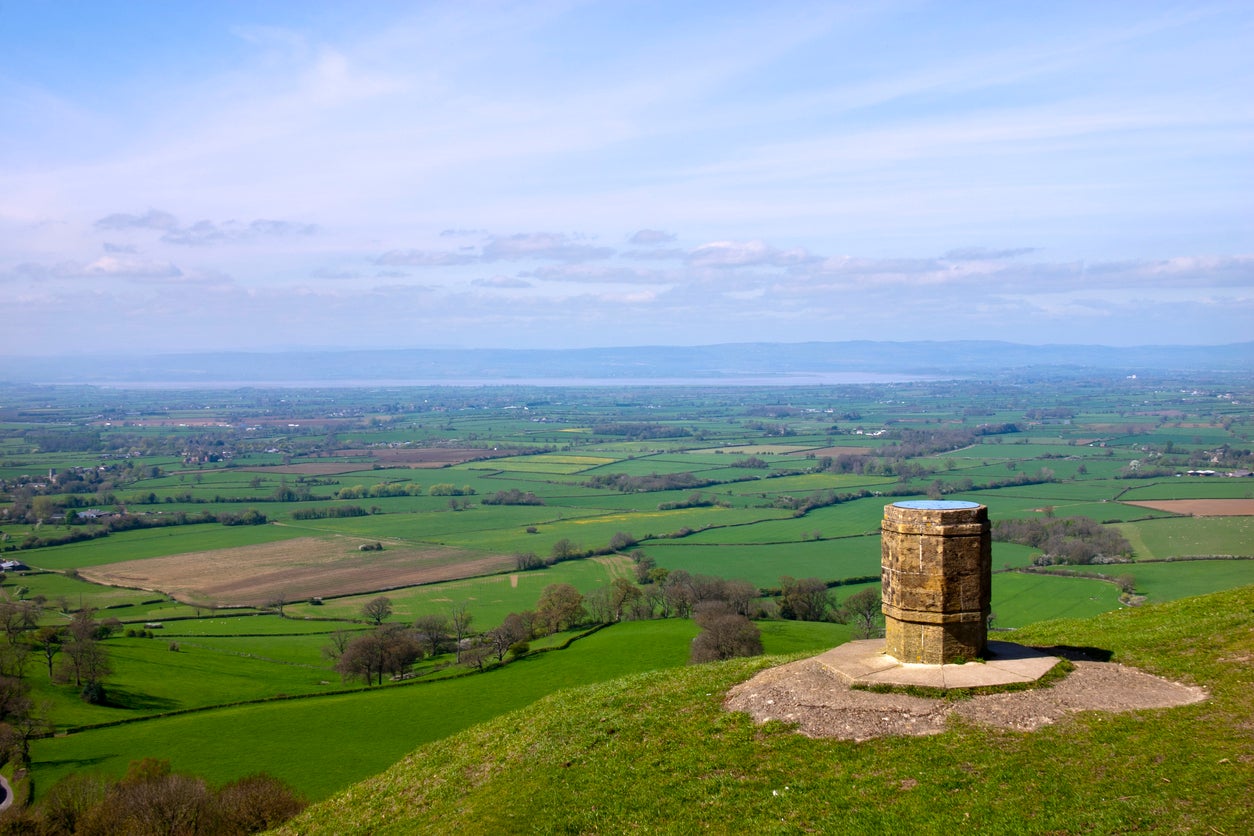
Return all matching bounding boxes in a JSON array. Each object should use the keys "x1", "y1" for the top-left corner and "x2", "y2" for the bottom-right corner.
[{"x1": 279, "y1": 586, "x2": 1254, "y2": 835}]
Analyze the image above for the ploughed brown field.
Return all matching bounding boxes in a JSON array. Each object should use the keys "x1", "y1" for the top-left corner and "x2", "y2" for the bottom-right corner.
[
  {"x1": 234, "y1": 462, "x2": 377, "y2": 476},
  {"x1": 233, "y1": 447, "x2": 514, "y2": 475},
  {"x1": 799, "y1": 446, "x2": 875, "y2": 458},
  {"x1": 339, "y1": 447, "x2": 515, "y2": 468},
  {"x1": 1122, "y1": 499, "x2": 1254, "y2": 516},
  {"x1": 78, "y1": 537, "x2": 513, "y2": 607}
]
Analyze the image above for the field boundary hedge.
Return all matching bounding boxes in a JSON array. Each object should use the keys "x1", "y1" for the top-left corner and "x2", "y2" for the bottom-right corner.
[{"x1": 41, "y1": 623, "x2": 613, "y2": 739}]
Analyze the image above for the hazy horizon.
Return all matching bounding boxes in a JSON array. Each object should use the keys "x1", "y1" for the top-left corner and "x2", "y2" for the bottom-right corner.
[{"x1": 3, "y1": 2, "x2": 1250, "y2": 354}]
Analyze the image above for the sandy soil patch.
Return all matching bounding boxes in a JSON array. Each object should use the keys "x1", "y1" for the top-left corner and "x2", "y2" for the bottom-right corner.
[
  {"x1": 79, "y1": 536, "x2": 513, "y2": 607},
  {"x1": 726, "y1": 649, "x2": 1206, "y2": 741},
  {"x1": 1123, "y1": 499, "x2": 1254, "y2": 517}
]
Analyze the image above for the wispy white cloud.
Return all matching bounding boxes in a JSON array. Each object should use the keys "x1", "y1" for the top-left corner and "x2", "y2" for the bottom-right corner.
[
  {"x1": 7, "y1": 255, "x2": 183, "y2": 280},
  {"x1": 95, "y1": 210, "x2": 179, "y2": 232},
  {"x1": 375, "y1": 249, "x2": 477, "y2": 267},
  {"x1": 524, "y1": 264, "x2": 673, "y2": 285},
  {"x1": 688, "y1": 240, "x2": 817, "y2": 268},
  {"x1": 943, "y1": 247, "x2": 1039, "y2": 261},
  {"x1": 482, "y1": 233, "x2": 615, "y2": 262},
  {"x1": 93, "y1": 210, "x2": 318, "y2": 246},
  {"x1": 629, "y1": 229, "x2": 677, "y2": 245},
  {"x1": 0, "y1": 2, "x2": 1249, "y2": 352}
]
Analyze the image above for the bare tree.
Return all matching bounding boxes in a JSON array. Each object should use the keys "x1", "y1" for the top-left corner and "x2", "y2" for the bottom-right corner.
[
  {"x1": 216, "y1": 773, "x2": 308, "y2": 833},
  {"x1": 322, "y1": 627, "x2": 355, "y2": 661},
  {"x1": 721, "y1": 579, "x2": 758, "y2": 617},
  {"x1": 661, "y1": 570, "x2": 696, "y2": 619},
  {"x1": 449, "y1": 602, "x2": 473, "y2": 662},
  {"x1": 460, "y1": 643, "x2": 492, "y2": 671},
  {"x1": 779, "y1": 576, "x2": 832, "y2": 621},
  {"x1": 361, "y1": 596, "x2": 393, "y2": 626},
  {"x1": 413, "y1": 614, "x2": 451, "y2": 657},
  {"x1": 59, "y1": 609, "x2": 111, "y2": 699},
  {"x1": 485, "y1": 614, "x2": 529, "y2": 663},
  {"x1": 266, "y1": 591, "x2": 288, "y2": 616},
  {"x1": 0, "y1": 697, "x2": 50, "y2": 765},
  {"x1": 36, "y1": 771, "x2": 110, "y2": 834},
  {"x1": 335, "y1": 626, "x2": 421, "y2": 686},
  {"x1": 0, "y1": 597, "x2": 41, "y2": 645},
  {"x1": 83, "y1": 760, "x2": 215, "y2": 836},
  {"x1": 31, "y1": 625, "x2": 63, "y2": 679},
  {"x1": 838, "y1": 588, "x2": 884, "y2": 639},
  {"x1": 0, "y1": 640, "x2": 31, "y2": 680}
]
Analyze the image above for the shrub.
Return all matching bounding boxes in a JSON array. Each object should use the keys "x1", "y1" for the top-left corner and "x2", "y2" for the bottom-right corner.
[{"x1": 690, "y1": 602, "x2": 762, "y2": 663}]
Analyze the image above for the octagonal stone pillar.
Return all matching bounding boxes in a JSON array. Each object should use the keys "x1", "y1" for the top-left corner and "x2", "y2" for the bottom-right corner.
[{"x1": 881, "y1": 500, "x2": 991, "y2": 664}]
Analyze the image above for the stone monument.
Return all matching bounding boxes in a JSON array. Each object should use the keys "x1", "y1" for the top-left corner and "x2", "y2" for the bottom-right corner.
[{"x1": 881, "y1": 499, "x2": 990, "y2": 664}]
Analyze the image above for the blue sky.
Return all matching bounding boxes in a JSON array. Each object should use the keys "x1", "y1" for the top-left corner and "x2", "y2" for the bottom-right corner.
[{"x1": 2, "y1": 0, "x2": 1250, "y2": 354}]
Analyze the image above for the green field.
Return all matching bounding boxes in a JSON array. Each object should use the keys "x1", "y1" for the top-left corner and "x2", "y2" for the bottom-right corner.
[
  {"x1": 1091, "y1": 559, "x2": 1254, "y2": 601},
  {"x1": 16, "y1": 522, "x2": 302, "y2": 570},
  {"x1": 1119, "y1": 479, "x2": 1254, "y2": 500},
  {"x1": 990, "y1": 571, "x2": 1123, "y2": 628},
  {"x1": 644, "y1": 539, "x2": 881, "y2": 587},
  {"x1": 4, "y1": 375, "x2": 1253, "y2": 818},
  {"x1": 285, "y1": 557, "x2": 632, "y2": 625},
  {"x1": 29, "y1": 618, "x2": 851, "y2": 800},
  {"x1": 1120, "y1": 516, "x2": 1254, "y2": 559}
]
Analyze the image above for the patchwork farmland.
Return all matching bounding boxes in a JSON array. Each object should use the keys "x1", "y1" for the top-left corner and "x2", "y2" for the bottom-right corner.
[{"x1": 0, "y1": 373, "x2": 1250, "y2": 811}]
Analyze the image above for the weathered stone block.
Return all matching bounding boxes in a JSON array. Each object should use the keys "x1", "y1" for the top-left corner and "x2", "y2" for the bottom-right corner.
[{"x1": 881, "y1": 500, "x2": 991, "y2": 664}]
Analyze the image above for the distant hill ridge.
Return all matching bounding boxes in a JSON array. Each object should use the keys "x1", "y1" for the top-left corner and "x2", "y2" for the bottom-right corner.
[{"x1": 4, "y1": 341, "x2": 1252, "y2": 385}]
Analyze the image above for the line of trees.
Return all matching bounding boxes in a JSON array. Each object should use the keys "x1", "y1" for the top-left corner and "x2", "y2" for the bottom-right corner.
[
  {"x1": 333, "y1": 482, "x2": 424, "y2": 500},
  {"x1": 10, "y1": 509, "x2": 268, "y2": 551},
  {"x1": 290, "y1": 505, "x2": 369, "y2": 520},
  {"x1": 481, "y1": 489, "x2": 544, "y2": 506},
  {"x1": 0, "y1": 599, "x2": 122, "y2": 779},
  {"x1": 324, "y1": 559, "x2": 886, "y2": 684}
]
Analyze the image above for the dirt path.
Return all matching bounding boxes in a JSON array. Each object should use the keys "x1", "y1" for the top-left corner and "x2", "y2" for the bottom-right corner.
[{"x1": 726, "y1": 650, "x2": 1207, "y2": 741}]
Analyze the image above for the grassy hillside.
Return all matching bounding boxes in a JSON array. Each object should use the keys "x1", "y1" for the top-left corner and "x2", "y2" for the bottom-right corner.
[{"x1": 278, "y1": 586, "x2": 1254, "y2": 835}]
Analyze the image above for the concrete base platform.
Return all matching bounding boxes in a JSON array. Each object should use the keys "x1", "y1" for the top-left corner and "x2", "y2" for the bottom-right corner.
[{"x1": 815, "y1": 639, "x2": 1061, "y2": 690}]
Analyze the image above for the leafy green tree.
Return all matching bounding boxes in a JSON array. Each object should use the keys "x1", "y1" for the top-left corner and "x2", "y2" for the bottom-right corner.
[{"x1": 535, "y1": 584, "x2": 585, "y2": 634}]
